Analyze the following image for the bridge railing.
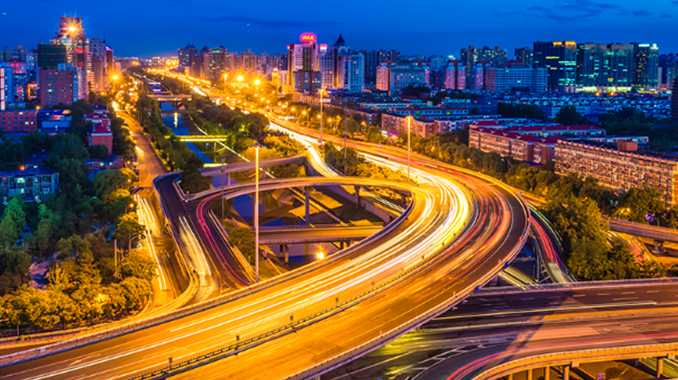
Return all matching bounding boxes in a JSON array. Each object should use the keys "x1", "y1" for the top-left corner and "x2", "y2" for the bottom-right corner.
[
  {"x1": 0, "y1": 175, "x2": 417, "y2": 369},
  {"x1": 472, "y1": 342, "x2": 678, "y2": 380},
  {"x1": 282, "y1": 193, "x2": 531, "y2": 380},
  {"x1": 478, "y1": 277, "x2": 678, "y2": 296}
]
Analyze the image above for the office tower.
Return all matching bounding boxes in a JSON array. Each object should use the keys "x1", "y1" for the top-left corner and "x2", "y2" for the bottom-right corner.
[
  {"x1": 533, "y1": 41, "x2": 577, "y2": 91},
  {"x1": 286, "y1": 33, "x2": 322, "y2": 93},
  {"x1": 632, "y1": 43, "x2": 659, "y2": 88},
  {"x1": 336, "y1": 52, "x2": 365, "y2": 92},
  {"x1": 515, "y1": 47, "x2": 533, "y2": 68},
  {"x1": 53, "y1": 16, "x2": 93, "y2": 90},
  {"x1": 40, "y1": 64, "x2": 87, "y2": 108},
  {"x1": 90, "y1": 38, "x2": 108, "y2": 92},
  {"x1": 485, "y1": 62, "x2": 548, "y2": 92}
]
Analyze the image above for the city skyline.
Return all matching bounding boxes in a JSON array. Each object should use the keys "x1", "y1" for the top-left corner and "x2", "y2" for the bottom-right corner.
[{"x1": 1, "y1": 0, "x2": 677, "y2": 57}]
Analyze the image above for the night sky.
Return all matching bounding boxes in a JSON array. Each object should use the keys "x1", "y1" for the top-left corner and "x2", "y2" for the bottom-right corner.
[{"x1": 1, "y1": 0, "x2": 676, "y2": 57}]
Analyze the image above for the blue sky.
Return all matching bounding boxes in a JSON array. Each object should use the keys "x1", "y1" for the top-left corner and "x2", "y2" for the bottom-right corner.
[{"x1": 1, "y1": 0, "x2": 676, "y2": 57}]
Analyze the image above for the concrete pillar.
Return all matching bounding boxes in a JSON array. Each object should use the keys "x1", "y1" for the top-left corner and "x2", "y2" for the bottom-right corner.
[
  {"x1": 227, "y1": 173, "x2": 231, "y2": 186},
  {"x1": 527, "y1": 369, "x2": 533, "y2": 380},
  {"x1": 563, "y1": 365, "x2": 570, "y2": 380},
  {"x1": 658, "y1": 357, "x2": 664, "y2": 378},
  {"x1": 544, "y1": 366, "x2": 550, "y2": 380},
  {"x1": 279, "y1": 245, "x2": 283, "y2": 259},
  {"x1": 507, "y1": 374, "x2": 513, "y2": 380},
  {"x1": 284, "y1": 245, "x2": 289, "y2": 264},
  {"x1": 262, "y1": 169, "x2": 266, "y2": 181},
  {"x1": 305, "y1": 243, "x2": 309, "y2": 264},
  {"x1": 354, "y1": 186, "x2": 360, "y2": 207},
  {"x1": 305, "y1": 187, "x2": 310, "y2": 226}
]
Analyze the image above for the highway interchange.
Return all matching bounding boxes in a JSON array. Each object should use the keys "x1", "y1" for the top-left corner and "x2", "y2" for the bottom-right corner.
[{"x1": 0, "y1": 75, "x2": 676, "y2": 380}]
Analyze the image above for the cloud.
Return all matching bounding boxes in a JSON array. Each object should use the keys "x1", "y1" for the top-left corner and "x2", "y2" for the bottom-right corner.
[
  {"x1": 632, "y1": 10, "x2": 652, "y2": 17},
  {"x1": 201, "y1": 15, "x2": 343, "y2": 29}
]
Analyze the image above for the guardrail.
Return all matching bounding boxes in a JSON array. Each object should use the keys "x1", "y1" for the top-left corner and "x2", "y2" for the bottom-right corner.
[
  {"x1": 283, "y1": 193, "x2": 530, "y2": 380},
  {"x1": 0, "y1": 173, "x2": 416, "y2": 369},
  {"x1": 472, "y1": 342, "x2": 678, "y2": 380},
  {"x1": 129, "y1": 185, "x2": 494, "y2": 380},
  {"x1": 477, "y1": 277, "x2": 678, "y2": 297}
]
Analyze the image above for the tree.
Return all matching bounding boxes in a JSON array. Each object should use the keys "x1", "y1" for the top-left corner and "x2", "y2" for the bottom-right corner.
[
  {"x1": 94, "y1": 170, "x2": 131, "y2": 201},
  {"x1": 229, "y1": 227, "x2": 255, "y2": 263},
  {"x1": 88, "y1": 144, "x2": 110, "y2": 159},
  {"x1": 120, "y1": 250, "x2": 157, "y2": 282},
  {"x1": 119, "y1": 276, "x2": 152, "y2": 310},
  {"x1": 114, "y1": 213, "x2": 145, "y2": 252},
  {"x1": 555, "y1": 105, "x2": 587, "y2": 125},
  {"x1": 617, "y1": 187, "x2": 665, "y2": 223}
]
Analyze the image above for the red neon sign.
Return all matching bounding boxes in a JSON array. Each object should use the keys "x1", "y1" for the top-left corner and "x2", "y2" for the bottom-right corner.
[{"x1": 300, "y1": 33, "x2": 317, "y2": 44}]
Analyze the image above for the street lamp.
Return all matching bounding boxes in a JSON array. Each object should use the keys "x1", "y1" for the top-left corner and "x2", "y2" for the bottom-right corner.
[
  {"x1": 221, "y1": 155, "x2": 226, "y2": 223},
  {"x1": 319, "y1": 88, "x2": 325, "y2": 144},
  {"x1": 250, "y1": 143, "x2": 265, "y2": 283},
  {"x1": 237, "y1": 75, "x2": 244, "y2": 83},
  {"x1": 407, "y1": 116, "x2": 412, "y2": 180},
  {"x1": 254, "y1": 79, "x2": 261, "y2": 86}
]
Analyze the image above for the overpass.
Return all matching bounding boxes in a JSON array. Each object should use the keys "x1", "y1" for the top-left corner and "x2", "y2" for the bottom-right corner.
[
  {"x1": 176, "y1": 135, "x2": 233, "y2": 142},
  {"x1": 257, "y1": 224, "x2": 382, "y2": 245},
  {"x1": 0, "y1": 143, "x2": 529, "y2": 380}
]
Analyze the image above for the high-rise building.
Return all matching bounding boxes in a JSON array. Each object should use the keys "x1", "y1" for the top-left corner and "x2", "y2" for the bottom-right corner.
[
  {"x1": 360, "y1": 49, "x2": 400, "y2": 84},
  {"x1": 178, "y1": 44, "x2": 199, "y2": 70},
  {"x1": 286, "y1": 32, "x2": 323, "y2": 93},
  {"x1": 38, "y1": 44, "x2": 67, "y2": 70},
  {"x1": 336, "y1": 52, "x2": 364, "y2": 92},
  {"x1": 444, "y1": 60, "x2": 466, "y2": 91},
  {"x1": 90, "y1": 38, "x2": 108, "y2": 92},
  {"x1": 201, "y1": 47, "x2": 228, "y2": 80},
  {"x1": 575, "y1": 43, "x2": 633, "y2": 88},
  {"x1": 0, "y1": 66, "x2": 5, "y2": 110},
  {"x1": 52, "y1": 16, "x2": 93, "y2": 91},
  {"x1": 461, "y1": 46, "x2": 507, "y2": 89},
  {"x1": 632, "y1": 43, "x2": 659, "y2": 88},
  {"x1": 515, "y1": 47, "x2": 533, "y2": 68},
  {"x1": 40, "y1": 64, "x2": 87, "y2": 108},
  {"x1": 672, "y1": 74, "x2": 678, "y2": 123},
  {"x1": 533, "y1": 41, "x2": 577, "y2": 91}
]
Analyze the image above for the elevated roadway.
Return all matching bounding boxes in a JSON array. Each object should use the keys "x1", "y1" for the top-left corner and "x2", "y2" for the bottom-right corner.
[
  {"x1": 321, "y1": 279, "x2": 678, "y2": 380},
  {"x1": 0, "y1": 145, "x2": 529, "y2": 379},
  {"x1": 258, "y1": 225, "x2": 382, "y2": 245}
]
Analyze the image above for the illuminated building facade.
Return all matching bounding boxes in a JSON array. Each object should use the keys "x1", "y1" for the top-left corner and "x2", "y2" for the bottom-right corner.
[
  {"x1": 576, "y1": 43, "x2": 633, "y2": 88},
  {"x1": 556, "y1": 139, "x2": 678, "y2": 206},
  {"x1": 632, "y1": 43, "x2": 659, "y2": 88},
  {"x1": 533, "y1": 41, "x2": 577, "y2": 91},
  {"x1": 40, "y1": 64, "x2": 87, "y2": 108}
]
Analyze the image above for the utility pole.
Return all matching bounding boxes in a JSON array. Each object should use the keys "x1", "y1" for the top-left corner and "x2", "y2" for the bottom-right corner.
[{"x1": 114, "y1": 239, "x2": 118, "y2": 278}]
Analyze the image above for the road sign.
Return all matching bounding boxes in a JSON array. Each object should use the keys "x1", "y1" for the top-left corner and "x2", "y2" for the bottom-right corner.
[{"x1": 646, "y1": 213, "x2": 655, "y2": 222}]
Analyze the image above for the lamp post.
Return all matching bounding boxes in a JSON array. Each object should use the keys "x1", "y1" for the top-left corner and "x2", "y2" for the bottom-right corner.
[
  {"x1": 250, "y1": 143, "x2": 264, "y2": 283},
  {"x1": 344, "y1": 109, "x2": 348, "y2": 174},
  {"x1": 128, "y1": 232, "x2": 145, "y2": 252},
  {"x1": 407, "y1": 116, "x2": 412, "y2": 180},
  {"x1": 221, "y1": 155, "x2": 226, "y2": 223},
  {"x1": 319, "y1": 88, "x2": 324, "y2": 144}
]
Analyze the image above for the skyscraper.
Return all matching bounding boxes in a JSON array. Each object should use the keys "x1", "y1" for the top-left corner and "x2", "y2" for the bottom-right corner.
[
  {"x1": 0, "y1": 66, "x2": 5, "y2": 110},
  {"x1": 360, "y1": 49, "x2": 400, "y2": 84},
  {"x1": 533, "y1": 41, "x2": 577, "y2": 91},
  {"x1": 515, "y1": 47, "x2": 533, "y2": 68},
  {"x1": 178, "y1": 45, "x2": 199, "y2": 70},
  {"x1": 461, "y1": 46, "x2": 507, "y2": 89},
  {"x1": 632, "y1": 43, "x2": 659, "y2": 88},
  {"x1": 286, "y1": 33, "x2": 322, "y2": 93},
  {"x1": 336, "y1": 52, "x2": 365, "y2": 92},
  {"x1": 52, "y1": 16, "x2": 92, "y2": 90}
]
